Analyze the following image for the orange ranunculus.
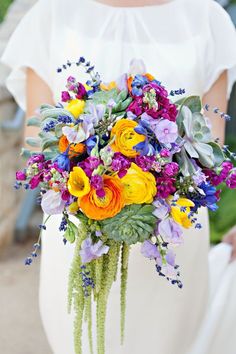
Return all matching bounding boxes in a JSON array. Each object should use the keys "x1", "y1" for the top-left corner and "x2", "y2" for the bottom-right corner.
[
  {"x1": 100, "y1": 81, "x2": 117, "y2": 91},
  {"x1": 79, "y1": 175, "x2": 125, "y2": 220},
  {"x1": 59, "y1": 135, "x2": 85, "y2": 158},
  {"x1": 110, "y1": 119, "x2": 145, "y2": 158},
  {"x1": 145, "y1": 73, "x2": 155, "y2": 81},
  {"x1": 127, "y1": 76, "x2": 133, "y2": 93}
]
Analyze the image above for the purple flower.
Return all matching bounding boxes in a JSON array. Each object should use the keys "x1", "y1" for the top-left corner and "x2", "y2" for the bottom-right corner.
[
  {"x1": 160, "y1": 149, "x2": 171, "y2": 158},
  {"x1": 91, "y1": 175, "x2": 105, "y2": 198},
  {"x1": 61, "y1": 91, "x2": 71, "y2": 102},
  {"x1": 27, "y1": 154, "x2": 45, "y2": 166},
  {"x1": 135, "y1": 155, "x2": 155, "y2": 172},
  {"x1": 163, "y1": 162, "x2": 179, "y2": 177},
  {"x1": 152, "y1": 199, "x2": 170, "y2": 219},
  {"x1": 16, "y1": 171, "x2": 26, "y2": 181},
  {"x1": 141, "y1": 240, "x2": 161, "y2": 260},
  {"x1": 226, "y1": 172, "x2": 236, "y2": 189},
  {"x1": 111, "y1": 153, "x2": 131, "y2": 177},
  {"x1": 41, "y1": 190, "x2": 66, "y2": 215},
  {"x1": 156, "y1": 177, "x2": 176, "y2": 198},
  {"x1": 154, "y1": 119, "x2": 178, "y2": 144},
  {"x1": 192, "y1": 169, "x2": 207, "y2": 186},
  {"x1": 80, "y1": 238, "x2": 109, "y2": 264},
  {"x1": 79, "y1": 157, "x2": 101, "y2": 177},
  {"x1": 165, "y1": 249, "x2": 176, "y2": 267},
  {"x1": 157, "y1": 218, "x2": 183, "y2": 245},
  {"x1": 204, "y1": 161, "x2": 234, "y2": 186}
]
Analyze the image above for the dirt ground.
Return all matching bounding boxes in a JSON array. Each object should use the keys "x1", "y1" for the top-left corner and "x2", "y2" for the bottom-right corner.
[{"x1": 0, "y1": 242, "x2": 52, "y2": 354}]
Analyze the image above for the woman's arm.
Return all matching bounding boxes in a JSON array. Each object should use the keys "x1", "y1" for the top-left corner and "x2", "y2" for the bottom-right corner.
[
  {"x1": 25, "y1": 68, "x2": 54, "y2": 144},
  {"x1": 203, "y1": 70, "x2": 236, "y2": 260},
  {"x1": 202, "y1": 70, "x2": 227, "y2": 145}
]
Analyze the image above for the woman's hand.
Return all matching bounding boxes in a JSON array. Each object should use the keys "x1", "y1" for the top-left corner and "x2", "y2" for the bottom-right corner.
[{"x1": 223, "y1": 225, "x2": 236, "y2": 261}]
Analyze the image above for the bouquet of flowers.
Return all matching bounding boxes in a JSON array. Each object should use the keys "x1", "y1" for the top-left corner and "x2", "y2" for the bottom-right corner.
[{"x1": 16, "y1": 57, "x2": 236, "y2": 354}]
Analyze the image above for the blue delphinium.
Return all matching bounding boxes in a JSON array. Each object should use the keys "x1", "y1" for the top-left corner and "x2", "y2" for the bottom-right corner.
[
  {"x1": 131, "y1": 74, "x2": 149, "y2": 96},
  {"x1": 191, "y1": 182, "x2": 219, "y2": 212}
]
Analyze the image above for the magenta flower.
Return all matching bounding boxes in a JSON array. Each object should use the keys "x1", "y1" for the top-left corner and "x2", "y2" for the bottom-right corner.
[
  {"x1": 75, "y1": 83, "x2": 87, "y2": 99},
  {"x1": 27, "y1": 154, "x2": 45, "y2": 165},
  {"x1": 61, "y1": 91, "x2": 71, "y2": 102},
  {"x1": 29, "y1": 174, "x2": 42, "y2": 189},
  {"x1": 91, "y1": 175, "x2": 105, "y2": 198},
  {"x1": 154, "y1": 119, "x2": 178, "y2": 144},
  {"x1": 160, "y1": 149, "x2": 171, "y2": 158},
  {"x1": 80, "y1": 238, "x2": 109, "y2": 264},
  {"x1": 16, "y1": 171, "x2": 26, "y2": 181},
  {"x1": 204, "y1": 161, "x2": 234, "y2": 186},
  {"x1": 156, "y1": 177, "x2": 176, "y2": 198},
  {"x1": 226, "y1": 172, "x2": 236, "y2": 189},
  {"x1": 111, "y1": 153, "x2": 131, "y2": 178},
  {"x1": 135, "y1": 155, "x2": 155, "y2": 172},
  {"x1": 163, "y1": 162, "x2": 179, "y2": 177},
  {"x1": 79, "y1": 157, "x2": 101, "y2": 177}
]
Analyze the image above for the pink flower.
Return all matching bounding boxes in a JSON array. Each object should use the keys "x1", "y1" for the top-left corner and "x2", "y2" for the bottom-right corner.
[{"x1": 154, "y1": 119, "x2": 178, "y2": 144}]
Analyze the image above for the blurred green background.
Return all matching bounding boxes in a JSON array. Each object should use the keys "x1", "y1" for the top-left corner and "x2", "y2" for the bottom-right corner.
[
  {"x1": 0, "y1": 0, "x2": 13, "y2": 23},
  {"x1": 0, "y1": 0, "x2": 236, "y2": 243}
]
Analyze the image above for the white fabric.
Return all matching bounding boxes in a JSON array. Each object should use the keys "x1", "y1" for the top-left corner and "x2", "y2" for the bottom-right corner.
[
  {"x1": 2, "y1": 0, "x2": 236, "y2": 110},
  {"x1": 1, "y1": 0, "x2": 236, "y2": 353},
  {"x1": 189, "y1": 243, "x2": 236, "y2": 354}
]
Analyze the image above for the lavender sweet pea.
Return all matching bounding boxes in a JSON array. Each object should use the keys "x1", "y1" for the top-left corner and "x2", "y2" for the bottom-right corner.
[
  {"x1": 80, "y1": 238, "x2": 109, "y2": 264},
  {"x1": 158, "y1": 218, "x2": 183, "y2": 245},
  {"x1": 41, "y1": 190, "x2": 66, "y2": 215}
]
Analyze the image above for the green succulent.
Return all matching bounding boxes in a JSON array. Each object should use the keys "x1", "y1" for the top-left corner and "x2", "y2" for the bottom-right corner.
[
  {"x1": 101, "y1": 204, "x2": 156, "y2": 245},
  {"x1": 179, "y1": 106, "x2": 224, "y2": 170}
]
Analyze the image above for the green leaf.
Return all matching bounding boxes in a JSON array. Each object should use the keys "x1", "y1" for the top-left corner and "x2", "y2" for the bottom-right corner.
[
  {"x1": 27, "y1": 116, "x2": 41, "y2": 127},
  {"x1": 64, "y1": 226, "x2": 76, "y2": 243},
  {"x1": 178, "y1": 96, "x2": 202, "y2": 113},
  {"x1": 209, "y1": 142, "x2": 225, "y2": 167},
  {"x1": 39, "y1": 132, "x2": 59, "y2": 151},
  {"x1": 55, "y1": 124, "x2": 64, "y2": 138},
  {"x1": 25, "y1": 137, "x2": 41, "y2": 147},
  {"x1": 20, "y1": 148, "x2": 34, "y2": 159}
]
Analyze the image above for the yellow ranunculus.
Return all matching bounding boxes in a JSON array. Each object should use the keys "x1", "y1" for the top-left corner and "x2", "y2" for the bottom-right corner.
[
  {"x1": 100, "y1": 81, "x2": 117, "y2": 91},
  {"x1": 110, "y1": 119, "x2": 146, "y2": 158},
  {"x1": 68, "y1": 202, "x2": 79, "y2": 214},
  {"x1": 170, "y1": 198, "x2": 195, "y2": 229},
  {"x1": 68, "y1": 167, "x2": 90, "y2": 198},
  {"x1": 65, "y1": 99, "x2": 85, "y2": 118},
  {"x1": 119, "y1": 162, "x2": 157, "y2": 205}
]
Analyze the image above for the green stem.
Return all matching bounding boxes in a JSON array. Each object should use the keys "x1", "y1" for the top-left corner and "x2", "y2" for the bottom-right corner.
[{"x1": 120, "y1": 242, "x2": 130, "y2": 345}]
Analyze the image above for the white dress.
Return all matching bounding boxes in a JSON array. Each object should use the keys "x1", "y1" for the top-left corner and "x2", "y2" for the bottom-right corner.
[{"x1": 2, "y1": 1, "x2": 236, "y2": 353}]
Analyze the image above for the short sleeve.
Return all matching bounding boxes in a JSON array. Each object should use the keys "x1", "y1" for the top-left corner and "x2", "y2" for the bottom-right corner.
[
  {"x1": 0, "y1": 0, "x2": 52, "y2": 110},
  {"x1": 204, "y1": 1, "x2": 236, "y2": 97}
]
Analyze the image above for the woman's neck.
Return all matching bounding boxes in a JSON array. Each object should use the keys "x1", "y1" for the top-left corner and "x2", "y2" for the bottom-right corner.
[{"x1": 95, "y1": 0, "x2": 171, "y2": 7}]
